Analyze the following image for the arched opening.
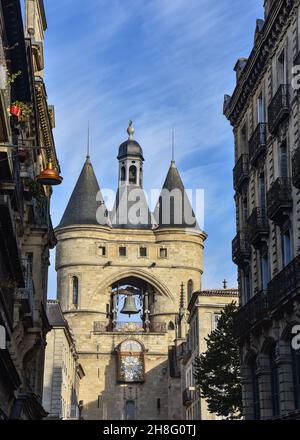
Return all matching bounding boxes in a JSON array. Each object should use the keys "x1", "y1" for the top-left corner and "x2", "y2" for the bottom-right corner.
[
  {"x1": 168, "y1": 321, "x2": 175, "y2": 331},
  {"x1": 129, "y1": 165, "x2": 137, "y2": 184},
  {"x1": 187, "y1": 279, "x2": 193, "y2": 304},
  {"x1": 125, "y1": 400, "x2": 136, "y2": 420},
  {"x1": 120, "y1": 166, "x2": 126, "y2": 181},
  {"x1": 269, "y1": 345, "x2": 280, "y2": 416},
  {"x1": 72, "y1": 276, "x2": 79, "y2": 307},
  {"x1": 108, "y1": 276, "x2": 166, "y2": 333},
  {"x1": 292, "y1": 347, "x2": 300, "y2": 409}
]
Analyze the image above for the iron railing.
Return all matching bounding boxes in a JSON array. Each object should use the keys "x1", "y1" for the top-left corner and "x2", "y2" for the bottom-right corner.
[
  {"x1": 249, "y1": 123, "x2": 267, "y2": 165},
  {"x1": 233, "y1": 290, "x2": 269, "y2": 339},
  {"x1": 268, "y1": 84, "x2": 290, "y2": 134},
  {"x1": 247, "y1": 207, "x2": 269, "y2": 247},
  {"x1": 93, "y1": 321, "x2": 167, "y2": 333},
  {"x1": 232, "y1": 230, "x2": 251, "y2": 266},
  {"x1": 268, "y1": 255, "x2": 300, "y2": 310},
  {"x1": 266, "y1": 177, "x2": 292, "y2": 224},
  {"x1": 182, "y1": 388, "x2": 195, "y2": 407},
  {"x1": 233, "y1": 154, "x2": 249, "y2": 191},
  {"x1": 292, "y1": 146, "x2": 300, "y2": 189}
]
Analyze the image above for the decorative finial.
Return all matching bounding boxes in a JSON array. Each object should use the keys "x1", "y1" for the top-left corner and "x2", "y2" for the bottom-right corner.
[
  {"x1": 171, "y1": 128, "x2": 175, "y2": 163},
  {"x1": 127, "y1": 120, "x2": 135, "y2": 140},
  {"x1": 86, "y1": 121, "x2": 90, "y2": 159},
  {"x1": 223, "y1": 279, "x2": 227, "y2": 289}
]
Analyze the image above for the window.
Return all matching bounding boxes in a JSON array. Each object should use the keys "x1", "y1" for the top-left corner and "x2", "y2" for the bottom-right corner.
[
  {"x1": 251, "y1": 358, "x2": 260, "y2": 420},
  {"x1": 278, "y1": 49, "x2": 286, "y2": 85},
  {"x1": 260, "y1": 247, "x2": 269, "y2": 290},
  {"x1": 257, "y1": 92, "x2": 265, "y2": 124},
  {"x1": 281, "y1": 228, "x2": 292, "y2": 267},
  {"x1": 187, "y1": 280, "x2": 193, "y2": 304},
  {"x1": 129, "y1": 165, "x2": 137, "y2": 184},
  {"x1": 72, "y1": 276, "x2": 79, "y2": 307},
  {"x1": 159, "y1": 248, "x2": 168, "y2": 259},
  {"x1": 292, "y1": 347, "x2": 300, "y2": 409},
  {"x1": 213, "y1": 313, "x2": 221, "y2": 330},
  {"x1": 243, "y1": 268, "x2": 252, "y2": 304},
  {"x1": 99, "y1": 246, "x2": 106, "y2": 256},
  {"x1": 119, "y1": 247, "x2": 126, "y2": 257},
  {"x1": 242, "y1": 196, "x2": 248, "y2": 227},
  {"x1": 121, "y1": 166, "x2": 126, "y2": 181},
  {"x1": 240, "y1": 123, "x2": 247, "y2": 154},
  {"x1": 168, "y1": 321, "x2": 175, "y2": 331},
  {"x1": 139, "y1": 247, "x2": 147, "y2": 257},
  {"x1": 258, "y1": 173, "x2": 266, "y2": 210},
  {"x1": 270, "y1": 346, "x2": 280, "y2": 416},
  {"x1": 279, "y1": 142, "x2": 288, "y2": 178},
  {"x1": 25, "y1": 253, "x2": 33, "y2": 280},
  {"x1": 125, "y1": 400, "x2": 135, "y2": 420}
]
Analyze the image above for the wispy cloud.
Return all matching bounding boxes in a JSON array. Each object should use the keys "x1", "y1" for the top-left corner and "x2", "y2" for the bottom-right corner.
[{"x1": 43, "y1": 0, "x2": 264, "y2": 297}]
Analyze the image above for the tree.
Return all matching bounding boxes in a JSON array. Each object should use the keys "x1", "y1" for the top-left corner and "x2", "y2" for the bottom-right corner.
[{"x1": 194, "y1": 301, "x2": 242, "y2": 419}]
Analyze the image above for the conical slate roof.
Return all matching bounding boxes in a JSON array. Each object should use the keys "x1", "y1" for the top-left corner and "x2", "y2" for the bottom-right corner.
[
  {"x1": 154, "y1": 161, "x2": 197, "y2": 228},
  {"x1": 57, "y1": 157, "x2": 110, "y2": 228}
]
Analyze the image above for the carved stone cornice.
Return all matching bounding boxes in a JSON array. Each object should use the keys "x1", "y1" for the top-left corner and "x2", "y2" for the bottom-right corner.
[{"x1": 224, "y1": 0, "x2": 297, "y2": 127}]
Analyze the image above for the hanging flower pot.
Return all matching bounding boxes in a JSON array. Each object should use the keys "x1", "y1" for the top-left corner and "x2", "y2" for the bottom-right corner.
[{"x1": 9, "y1": 104, "x2": 21, "y2": 117}]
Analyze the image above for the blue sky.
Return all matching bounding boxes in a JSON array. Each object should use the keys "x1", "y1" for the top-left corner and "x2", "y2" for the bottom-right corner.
[{"x1": 42, "y1": 0, "x2": 264, "y2": 299}]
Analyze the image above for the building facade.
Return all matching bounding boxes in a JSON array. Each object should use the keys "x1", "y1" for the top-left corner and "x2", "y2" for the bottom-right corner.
[
  {"x1": 0, "y1": 0, "x2": 60, "y2": 419},
  {"x1": 224, "y1": 0, "x2": 300, "y2": 420},
  {"x1": 43, "y1": 300, "x2": 84, "y2": 420},
  {"x1": 181, "y1": 288, "x2": 238, "y2": 420},
  {"x1": 54, "y1": 123, "x2": 207, "y2": 420}
]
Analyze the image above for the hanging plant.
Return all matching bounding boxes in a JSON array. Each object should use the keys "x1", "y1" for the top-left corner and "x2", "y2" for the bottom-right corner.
[
  {"x1": 8, "y1": 101, "x2": 32, "y2": 119},
  {"x1": 6, "y1": 70, "x2": 22, "y2": 87},
  {"x1": 24, "y1": 178, "x2": 45, "y2": 199}
]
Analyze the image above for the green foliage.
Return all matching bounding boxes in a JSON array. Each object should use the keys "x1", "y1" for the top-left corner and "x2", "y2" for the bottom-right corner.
[
  {"x1": 6, "y1": 70, "x2": 22, "y2": 86},
  {"x1": 193, "y1": 301, "x2": 243, "y2": 419}
]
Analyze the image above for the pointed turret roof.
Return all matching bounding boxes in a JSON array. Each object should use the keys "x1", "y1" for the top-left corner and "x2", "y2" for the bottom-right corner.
[
  {"x1": 57, "y1": 157, "x2": 110, "y2": 228},
  {"x1": 154, "y1": 161, "x2": 198, "y2": 228}
]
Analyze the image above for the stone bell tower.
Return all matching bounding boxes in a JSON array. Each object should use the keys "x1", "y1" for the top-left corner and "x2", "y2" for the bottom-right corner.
[{"x1": 55, "y1": 123, "x2": 206, "y2": 420}]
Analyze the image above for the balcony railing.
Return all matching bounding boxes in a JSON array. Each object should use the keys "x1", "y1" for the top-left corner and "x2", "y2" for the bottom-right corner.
[
  {"x1": 268, "y1": 255, "x2": 300, "y2": 311},
  {"x1": 247, "y1": 207, "x2": 269, "y2": 247},
  {"x1": 249, "y1": 123, "x2": 267, "y2": 165},
  {"x1": 93, "y1": 321, "x2": 167, "y2": 333},
  {"x1": 292, "y1": 146, "x2": 300, "y2": 189},
  {"x1": 233, "y1": 155, "x2": 249, "y2": 192},
  {"x1": 268, "y1": 84, "x2": 289, "y2": 134},
  {"x1": 32, "y1": 197, "x2": 49, "y2": 228},
  {"x1": 233, "y1": 290, "x2": 269, "y2": 339},
  {"x1": 266, "y1": 177, "x2": 292, "y2": 224},
  {"x1": 16, "y1": 277, "x2": 35, "y2": 327},
  {"x1": 182, "y1": 387, "x2": 195, "y2": 407},
  {"x1": 232, "y1": 230, "x2": 251, "y2": 267}
]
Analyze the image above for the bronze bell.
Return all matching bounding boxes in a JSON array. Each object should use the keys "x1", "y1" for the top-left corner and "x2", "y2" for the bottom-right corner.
[{"x1": 120, "y1": 294, "x2": 139, "y2": 316}]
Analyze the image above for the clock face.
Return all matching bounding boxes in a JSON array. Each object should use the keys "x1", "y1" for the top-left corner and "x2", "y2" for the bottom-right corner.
[{"x1": 120, "y1": 355, "x2": 143, "y2": 382}]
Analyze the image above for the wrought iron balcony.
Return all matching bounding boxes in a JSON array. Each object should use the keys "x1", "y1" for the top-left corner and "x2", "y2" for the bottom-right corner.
[
  {"x1": 232, "y1": 230, "x2": 251, "y2": 267},
  {"x1": 292, "y1": 146, "x2": 300, "y2": 189},
  {"x1": 182, "y1": 387, "x2": 195, "y2": 407},
  {"x1": 266, "y1": 177, "x2": 292, "y2": 224},
  {"x1": 233, "y1": 154, "x2": 249, "y2": 192},
  {"x1": 268, "y1": 255, "x2": 300, "y2": 311},
  {"x1": 233, "y1": 290, "x2": 269, "y2": 339},
  {"x1": 247, "y1": 208, "x2": 269, "y2": 248},
  {"x1": 249, "y1": 123, "x2": 267, "y2": 165},
  {"x1": 268, "y1": 84, "x2": 290, "y2": 134},
  {"x1": 16, "y1": 277, "x2": 35, "y2": 327}
]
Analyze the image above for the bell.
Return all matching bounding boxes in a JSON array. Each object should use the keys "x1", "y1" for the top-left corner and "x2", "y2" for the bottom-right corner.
[
  {"x1": 120, "y1": 294, "x2": 139, "y2": 316},
  {"x1": 36, "y1": 160, "x2": 63, "y2": 186}
]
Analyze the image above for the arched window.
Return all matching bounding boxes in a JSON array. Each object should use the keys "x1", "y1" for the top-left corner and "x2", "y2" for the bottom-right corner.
[
  {"x1": 72, "y1": 276, "x2": 79, "y2": 307},
  {"x1": 125, "y1": 400, "x2": 135, "y2": 420},
  {"x1": 187, "y1": 280, "x2": 193, "y2": 304},
  {"x1": 129, "y1": 165, "x2": 137, "y2": 184},
  {"x1": 270, "y1": 346, "x2": 280, "y2": 416},
  {"x1": 168, "y1": 321, "x2": 175, "y2": 331},
  {"x1": 292, "y1": 347, "x2": 300, "y2": 409},
  {"x1": 121, "y1": 166, "x2": 126, "y2": 181},
  {"x1": 250, "y1": 357, "x2": 260, "y2": 420}
]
